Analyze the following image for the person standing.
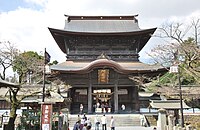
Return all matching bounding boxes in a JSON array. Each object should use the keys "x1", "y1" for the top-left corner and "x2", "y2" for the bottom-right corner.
[
  {"x1": 80, "y1": 104, "x2": 84, "y2": 114},
  {"x1": 110, "y1": 116, "x2": 115, "y2": 130},
  {"x1": 94, "y1": 114, "x2": 100, "y2": 130},
  {"x1": 83, "y1": 113, "x2": 87, "y2": 122},
  {"x1": 105, "y1": 103, "x2": 109, "y2": 113},
  {"x1": 101, "y1": 114, "x2": 107, "y2": 130},
  {"x1": 101, "y1": 103, "x2": 105, "y2": 113},
  {"x1": 97, "y1": 102, "x2": 100, "y2": 108},
  {"x1": 121, "y1": 104, "x2": 125, "y2": 111}
]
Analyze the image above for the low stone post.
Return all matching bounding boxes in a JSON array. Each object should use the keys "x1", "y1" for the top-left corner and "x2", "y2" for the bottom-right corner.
[
  {"x1": 157, "y1": 108, "x2": 167, "y2": 130},
  {"x1": 168, "y1": 114, "x2": 175, "y2": 130}
]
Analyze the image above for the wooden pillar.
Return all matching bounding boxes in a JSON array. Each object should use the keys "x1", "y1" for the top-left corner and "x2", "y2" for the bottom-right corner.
[
  {"x1": 174, "y1": 109, "x2": 179, "y2": 125},
  {"x1": 135, "y1": 86, "x2": 140, "y2": 112},
  {"x1": 129, "y1": 87, "x2": 134, "y2": 111},
  {"x1": 114, "y1": 74, "x2": 119, "y2": 113},
  {"x1": 88, "y1": 73, "x2": 92, "y2": 114}
]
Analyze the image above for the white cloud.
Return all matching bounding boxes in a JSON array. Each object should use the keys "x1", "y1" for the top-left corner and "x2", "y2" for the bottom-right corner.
[{"x1": 24, "y1": 0, "x2": 47, "y2": 6}]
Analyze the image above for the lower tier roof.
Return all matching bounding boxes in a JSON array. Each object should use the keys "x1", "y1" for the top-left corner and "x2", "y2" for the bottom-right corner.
[{"x1": 50, "y1": 58, "x2": 167, "y2": 74}]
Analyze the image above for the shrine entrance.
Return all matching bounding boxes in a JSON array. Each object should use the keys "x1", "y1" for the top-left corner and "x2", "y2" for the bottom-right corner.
[{"x1": 92, "y1": 89, "x2": 113, "y2": 113}]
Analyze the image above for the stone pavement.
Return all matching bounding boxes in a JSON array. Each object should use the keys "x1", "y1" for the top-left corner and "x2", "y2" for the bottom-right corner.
[
  {"x1": 112, "y1": 126, "x2": 158, "y2": 130},
  {"x1": 69, "y1": 126, "x2": 159, "y2": 130}
]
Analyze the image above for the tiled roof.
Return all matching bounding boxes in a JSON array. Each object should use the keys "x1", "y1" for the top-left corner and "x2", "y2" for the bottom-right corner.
[
  {"x1": 0, "y1": 79, "x2": 19, "y2": 88},
  {"x1": 139, "y1": 92, "x2": 154, "y2": 97},
  {"x1": 64, "y1": 19, "x2": 141, "y2": 33},
  {"x1": 63, "y1": 15, "x2": 141, "y2": 33},
  {"x1": 50, "y1": 59, "x2": 166, "y2": 74},
  {"x1": 150, "y1": 100, "x2": 190, "y2": 109}
]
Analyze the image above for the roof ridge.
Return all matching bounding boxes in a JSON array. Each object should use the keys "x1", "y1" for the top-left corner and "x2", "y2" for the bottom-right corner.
[{"x1": 64, "y1": 14, "x2": 138, "y2": 21}]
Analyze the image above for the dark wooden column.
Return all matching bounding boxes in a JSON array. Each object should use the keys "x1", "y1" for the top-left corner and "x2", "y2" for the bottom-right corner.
[
  {"x1": 129, "y1": 87, "x2": 134, "y2": 112},
  {"x1": 88, "y1": 73, "x2": 92, "y2": 113},
  {"x1": 114, "y1": 74, "x2": 119, "y2": 113},
  {"x1": 131, "y1": 86, "x2": 140, "y2": 112},
  {"x1": 135, "y1": 86, "x2": 140, "y2": 112}
]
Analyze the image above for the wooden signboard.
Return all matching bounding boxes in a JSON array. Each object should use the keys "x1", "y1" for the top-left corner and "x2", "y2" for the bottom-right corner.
[{"x1": 41, "y1": 104, "x2": 52, "y2": 130}]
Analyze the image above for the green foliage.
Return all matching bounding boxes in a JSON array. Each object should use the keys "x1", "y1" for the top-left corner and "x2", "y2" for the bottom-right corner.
[
  {"x1": 183, "y1": 37, "x2": 195, "y2": 45},
  {"x1": 149, "y1": 36, "x2": 200, "y2": 87},
  {"x1": 12, "y1": 51, "x2": 44, "y2": 83},
  {"x1": 149, "y1": 66, "x2": 198, "y2": 91},
  {"x1": 19, "y1": 110, "x2": 40, "y2": 130},
  {"x1": 159, "y1": 72, "x2": 177, "y2": 84},
  {"x1": 48, "y1": 60, "x2": 58, "y2": 66},
  {"x1": 154, "y1": 71, "x2": 197, "y2": 87}
]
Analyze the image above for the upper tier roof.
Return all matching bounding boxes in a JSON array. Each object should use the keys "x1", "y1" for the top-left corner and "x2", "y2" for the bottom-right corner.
[
  {"x1": 64, "y1": 15, "x2": 141, "y2": 33},
  {"x1": 48, "y1": 15, "x2": 157, "y2": 56}
]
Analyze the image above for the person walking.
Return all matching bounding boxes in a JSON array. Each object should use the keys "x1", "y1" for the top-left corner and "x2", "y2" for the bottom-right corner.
[
  {"x1": 78, "y1": 114, "x2": 81, "y2": 122},
  {"x1": 73, "y1": 120, "x2": 80, "y2": 130},
  {"x1": 82, "y1": 123, "x2": 87, "y2": 130},
  {"x1": 110, "y1": 116, "x2": 115, "y2": 130},
  {"x1": 82, "y1": 113, "x2": 87, "y2": 122},
  {"x1": 101, "y1": 114, "x2": 107, "y2": 130},
  {"x1": 80, "y1": 118, "x2": 85, "y2": 130},
  {"x1": 94, "y1": 114, "x2": 100, "y2": 130},
  {"x1": 86, "y1": 117, "x2": 92, "y2": 127}
]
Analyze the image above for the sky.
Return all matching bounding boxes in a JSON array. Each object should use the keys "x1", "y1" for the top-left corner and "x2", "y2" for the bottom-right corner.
[{"x1": 0, "y1": 0, "x2": 200, "y2": 64}]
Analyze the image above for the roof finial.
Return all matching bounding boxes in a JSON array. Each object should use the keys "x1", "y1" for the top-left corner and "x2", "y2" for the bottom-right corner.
[
  {"x1": 97, "y1": 53, "x2": 111, "y2": 60},
  {"x1": 64, "y1": 14, "x2": 70, "y2": 23}
]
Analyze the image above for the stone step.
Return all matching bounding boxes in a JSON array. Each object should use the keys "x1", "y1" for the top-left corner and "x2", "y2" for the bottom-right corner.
[{"x1": 68, "y1": 114, "x2": 141, "y2": 127}]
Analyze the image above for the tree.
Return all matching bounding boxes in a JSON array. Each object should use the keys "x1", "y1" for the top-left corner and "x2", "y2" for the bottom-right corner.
[
  {"x1": 3, "y1": 50, "x2": 63, "y2": 130},
  {"x1": 12, "y1": 51, "x2": 44, "y2": 83},
  {"x1": 149, "y1": 19, "x2": 200, "y2": 84},
  {"x1": 147, "y1": 18, "x2": 200, "y2": 111},
  {"x1": 2, "y1": 51, "x2": 44, "y2": 130},
  {"x1": 3, "y1": 83, "x2": 47, "y2": 130},
  {"x1": 0, "y1": 41, "x2": 18, "y2": 80},
  {"x1": 129, "y1": 75, "x2": 154, "y2": 91}
]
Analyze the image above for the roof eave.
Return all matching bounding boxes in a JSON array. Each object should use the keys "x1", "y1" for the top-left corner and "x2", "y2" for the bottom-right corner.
[
  {"x1": 48, "y1": 27, "x2": 156, "y2": 54},
  {"x1": 48, "y1": 27, "x2": 156, "y2": 36},
  {"x1": 50, "y1": 61, "x2": 167, "y2": 75}
]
